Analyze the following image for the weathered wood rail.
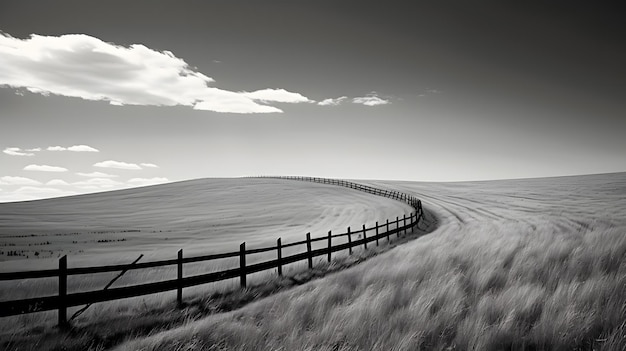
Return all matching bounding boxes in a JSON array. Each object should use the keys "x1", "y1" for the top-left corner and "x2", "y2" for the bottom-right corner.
[{"x1": 0, "y1": 176, "x2": 423, "y2": 327}]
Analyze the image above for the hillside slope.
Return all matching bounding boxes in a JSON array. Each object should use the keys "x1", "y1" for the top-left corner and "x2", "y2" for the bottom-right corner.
[
  {"x1": 115, "y1": 172, "x2": 626, "y2": 351},
  {"x1": 0, "y1": 177, "x2": 413, "y2": 271}
]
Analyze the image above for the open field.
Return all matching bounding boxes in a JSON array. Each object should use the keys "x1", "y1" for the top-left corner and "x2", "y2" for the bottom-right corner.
[
  {"x1": 0, "y1": 178, "x2": 413, "y2": 271},
  {"x1": 0, "y1": 177, "x2": 416, "y2": 347},
  {"x1": 110, "y1": 172, "x2": 626, "y2": 351}
]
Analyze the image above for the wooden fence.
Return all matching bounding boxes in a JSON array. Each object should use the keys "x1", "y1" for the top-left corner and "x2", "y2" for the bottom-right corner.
[{"x1": 0, "y1": 176, "x2": 423, "y2": 327}]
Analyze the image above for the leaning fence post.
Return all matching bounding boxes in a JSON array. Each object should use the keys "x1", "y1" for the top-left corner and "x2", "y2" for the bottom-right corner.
[
  {"x1": 306, "y1": 232, "x2": 313, "y2": 269},
  {"x1": 277, "y1": 238, "x2": 282, "y2": 276},
  {"x1": 362, "y1": 224, "x2": 368, "y2": 250},
  {"x1": 347, "y1": 227, "x2": 352, "y2": 255},
  {"x1": 375, "y1": 221, "x2": 379, "y2": 246},
  {"x1": 177, "y1": 249, "x2": 183, "y2": 307},
  {"x1": 58, "y1": 255, "x2": 67, "y2": 328},
  {"x1": 327, "y1": 231, "x2": 332, "y2": 262},
  {"x1": 239, "y1": 242, "x2": 246, "y2": 288}
]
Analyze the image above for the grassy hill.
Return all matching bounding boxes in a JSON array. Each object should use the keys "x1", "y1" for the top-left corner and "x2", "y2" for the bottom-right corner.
[
  {"x1": 2, "y1": 173, "x2": 625, "y2": 350},
  {"x1": 114, "y1": 173, "x2": 626, "y2": 351},
  {"x1": 0, "y1": 177, "x2": 413, "y2": 270},
  {"x1": 0, "y1": 177, "x2": 416, "y2": 349}
]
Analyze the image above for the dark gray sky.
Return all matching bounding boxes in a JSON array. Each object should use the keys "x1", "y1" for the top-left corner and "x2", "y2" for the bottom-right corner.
[{"x1": 1, "y1": 0, "x2": 625, "y2": 201}]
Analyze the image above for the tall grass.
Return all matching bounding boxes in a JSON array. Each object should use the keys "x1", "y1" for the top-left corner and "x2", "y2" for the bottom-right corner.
[
  {"x1": 3, "y1": 174, "x2": 625, "y2": 350},
  {"x1": 113, "y1": 174, "x2": 626, "y2": 351},
  {"x1": 113, "y1": 217, "x2": 625, "y2": 351}
]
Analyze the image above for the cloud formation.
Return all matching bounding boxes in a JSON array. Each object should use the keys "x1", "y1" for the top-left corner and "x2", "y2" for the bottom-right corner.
[
  {"x1": 24, "y1": 164, "x2": 68, "y2": 172},
  {"x1": 73, "y1": 178, "x2": 122, "y2": 189},
  {"x1": 353, "y1": 92, "x2": 390, "y2": 106},
  {"x1": 46, "y1": 179, "x2": 71, "y2": 186},
  {"x1": 0, "y1": 32, "x2": 311, "y2": 113},
  {"x1": 0, "y1": 176, "x2": 42, "y2": 185},
  {"x1": 76, "y1": 171, "x2": 118, "y2": 178},
  {"x1": 68, "y1": 145, "x2": 99, "y2": 152},
  {"x1": 318, "y1": 96, "x2": 348, "y2": 106},
  {"x1": 47, "y1": 144, "x2": 99, "y2": 152},
  {"x1": 3, "y1": 147, "x2": 34, "y2": 156},
  {"x1": 140, "y1": 163, "x2": 159, "y2": 168},
  {"x1": 94, "y1": 160, "x2": 142, "y2": 170},
  {"x1": 239, "y1": 89, "x2": 312, "y2": 103}
]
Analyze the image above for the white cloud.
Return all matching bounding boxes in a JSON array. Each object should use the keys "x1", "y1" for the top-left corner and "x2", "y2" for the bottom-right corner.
[
  {"x1": 76, "y1": 171, "x2": 118, "y2": 178},
  {"x1": 24, "y1": 164, "x2": 68, "y2": 172},
  {"x1": 318, "y1": 96, "x2": 348, "y2": 106},
  {"x1": 3, "y1": 147, "x2": 34, "y2": 156},
  {"x1": 94, "y1": 160, "x2": 142, "y2": 170},
  {"x1": 192, "y1": 88, "x2": 283, "y2": 113},
  {"x1": 0, "y1": 32, "x2": 311, "y2": 113},
  {"x1": 353, "y1": 92, "x2": 390, "y2": 106},
  {"x1": 26, "y1": 147, "x2": 42, "y2": 152},
  {"x1": 73, "y1": 178, "x2": 123, "y2": 188},
  {"x1": 140, "y1": 163, "x2": 159, "y2": 168},
  {"x1": 46, "y1": 179, "x2": 70, "y2": 186},
  {"x1": 240, "y1": 89, "x2": 312, "y2": 103},
  {"x1": 67, "y1": 145, "x2": 99, "y2": 152},
  {"x1": 0, "y1": 176, "x2": 42, "y2": 185},
  {"x1": 46, "y1": 145, "x2": 99, "y2": 152},
  {"x1": 128, "y1": 177, "x2": 170, "y2": 187}
]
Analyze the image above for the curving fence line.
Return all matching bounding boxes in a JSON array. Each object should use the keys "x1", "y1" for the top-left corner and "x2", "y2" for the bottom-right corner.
[{"x1": 0, "y1": 176, "x2": 424, "y2": 327}]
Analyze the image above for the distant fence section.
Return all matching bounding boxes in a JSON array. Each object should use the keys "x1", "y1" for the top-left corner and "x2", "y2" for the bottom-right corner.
[{"x1": 0, "y1": 176, "x2": 424, "y2": 327}]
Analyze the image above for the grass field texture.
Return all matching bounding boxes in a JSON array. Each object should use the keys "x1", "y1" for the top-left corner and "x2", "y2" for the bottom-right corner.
[
  {"x1": 1, "y1": 173, "x2": 625, "y2": 350},
  {"x1": 114, "y1": 173, "x2": 626, "y2": 351}
]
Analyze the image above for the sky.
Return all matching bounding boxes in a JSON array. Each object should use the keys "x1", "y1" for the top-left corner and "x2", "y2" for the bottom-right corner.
[{"x1": 1, "y1": 0, "x2": 625, "y2": 202}]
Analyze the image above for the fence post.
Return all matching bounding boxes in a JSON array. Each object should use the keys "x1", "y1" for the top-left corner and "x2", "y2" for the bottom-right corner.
[
  {"x1": 239, "y1": 242, "x2": 246, "y2": 288},
  {"x1": 347, "y1": 227, "x2": 352, "y2": 255},
  {"x1": 177, "y1": 249, "x2": 183, "y2": 307},
  {"x1": 58, "y1": 255, "x2": 67, "y2": 328},
  {"x1": 277, "y1": 238, "x2": 282, "y2": 276},
  {"x1": 403, "y1": 214, "x2": 407, "y2": 235},
  {"x1": 386, "y1": 219, "x2": 390, "y2": 242},
  {"x1": 306, "y1": 232, "x2": 313, "y2": 269},
  {"x1": 396, "y1": 216, "x2": 400, "y2": 238},
  {"x1": 327, "y1": 231, "x2": 332, "y2": 262},
  {"x1": 375, "y1": 221, "x2": 379, "y2": 246},
  {"x1": 362, "y1": 224, "x2": 367, "y2": 250}
]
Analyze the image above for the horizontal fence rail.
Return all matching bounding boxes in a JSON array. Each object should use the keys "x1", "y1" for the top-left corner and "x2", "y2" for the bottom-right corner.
[{"x1": 0, "y1": 176, "x2": 424, "y2": 326}]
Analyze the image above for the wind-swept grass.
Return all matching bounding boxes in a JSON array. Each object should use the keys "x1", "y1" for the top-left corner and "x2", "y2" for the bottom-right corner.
[
  {"x1": 113, "y1": 218, "x2": 626, "y2": 351},
  {"x1": 3, "y1": 173, "x2": 625, "y2": 350},
  {"x1": 112, "y1": 173, "x2": 626, "y2": 351}
]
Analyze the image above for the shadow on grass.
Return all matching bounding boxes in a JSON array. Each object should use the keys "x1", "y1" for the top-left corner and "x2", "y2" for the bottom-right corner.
[{"x1": 3, "y1": 209, "x2": 439, "y2": 351}]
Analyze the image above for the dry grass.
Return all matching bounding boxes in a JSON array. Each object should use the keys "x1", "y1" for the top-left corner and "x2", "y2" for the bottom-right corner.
[
  {"x1": 2, "y1": 173, "x2": 625, "y2": 350},
  {"x1": 0, "y1": 224, "x2": 431, "y2": 351},
  {"x1": 111, "y1": 173, "x2": 626, "y2": 351},
  {"x1": 0, "y1": 177, "x2": 418, "y2": 350},
  {"x1": 0, "y1": 178, "x2": 412, "y2": 329}
]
